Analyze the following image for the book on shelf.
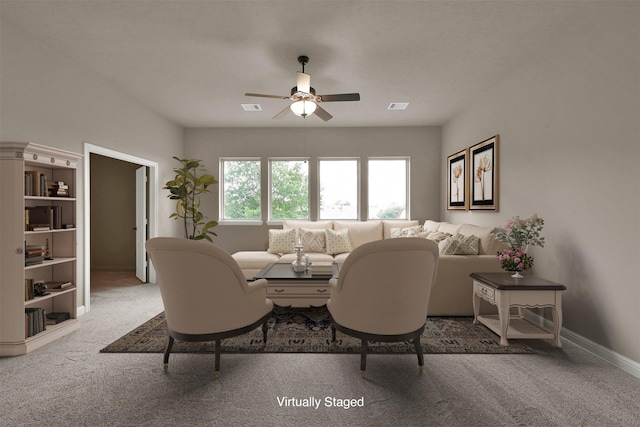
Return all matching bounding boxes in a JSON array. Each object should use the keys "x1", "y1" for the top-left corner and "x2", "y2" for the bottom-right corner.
[
  {"x1": 45, "y1": 281, "x2": 74, "y2": 292},
  {"x1": 25, "y1": 307, "x2": 47, "y2": 337},
  {"x1": 25, "y1": 243, "x2": 45, "y2": 266},
  {"x1": 24, "y1": 171, "x2": 49, "y2": 197},
  {"x1": 47, "y1": 181, "x2": 69, "y2": 197},
  {"x1": 25, "y1": 279, "x2": 34, "y2": 301},
  {"x1": 46, "y1": 312, "x2": 70, "y2": 325}
]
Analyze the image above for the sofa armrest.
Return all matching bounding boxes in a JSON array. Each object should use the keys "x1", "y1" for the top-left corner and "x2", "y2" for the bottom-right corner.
[{"x1": 428, "y1": 255, "x2": 503, "y2": 316}]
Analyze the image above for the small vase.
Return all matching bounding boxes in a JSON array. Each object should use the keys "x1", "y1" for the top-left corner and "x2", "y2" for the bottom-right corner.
[{"x1": 511, "y1": 270, "x2": 524, "y2": 279}]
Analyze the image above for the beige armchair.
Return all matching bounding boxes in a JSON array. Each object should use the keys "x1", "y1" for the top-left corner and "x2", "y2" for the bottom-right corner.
[
  {"x1": 145, "y1": 237, "x2": 273, "y2": 377},
  {"x1": 327, "y1": 238, "x2": 439, "y2": 376}
]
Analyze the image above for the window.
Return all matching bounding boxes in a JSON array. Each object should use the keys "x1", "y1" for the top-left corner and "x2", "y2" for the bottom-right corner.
[
  {"x1": 368, "y1": 158, "x2": 409, "y2": 219},
  {"x1": 269, "y1": 159, "x2": 309, "y2": 220},
  {"x1": 220, "y1": 159, "x2": 261, "y2": 221},
  {"x1": 319, "y1": 159, "x2": 359, "y2": 219}
]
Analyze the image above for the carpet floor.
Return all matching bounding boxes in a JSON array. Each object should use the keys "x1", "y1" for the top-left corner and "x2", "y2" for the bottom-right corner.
[{"x1": 101, "y1": 306, "x2": 533, "y2": 354}]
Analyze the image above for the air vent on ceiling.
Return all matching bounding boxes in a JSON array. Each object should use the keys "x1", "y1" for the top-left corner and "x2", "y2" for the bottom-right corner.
[
  {"x1": 388, "y1": 103, "x2": 409, "y2": 110},
  {"x1": 241, "y1": 104, "x2": 262, "y2": 111}
]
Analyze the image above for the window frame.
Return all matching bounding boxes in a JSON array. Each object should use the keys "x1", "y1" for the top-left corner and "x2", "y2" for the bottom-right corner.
[
  {"x1": 367, "y1": 156, "x2": 410, "y2": 220},
  {"x1": 267, "y1": 157, "x2": 310, "y2": 223},
  {"x1": 317, "y1": 157, "x2": 361, "y2": 220},
  {"x1": 219, "y1": 157, "x2": 263, "y2": 225}
]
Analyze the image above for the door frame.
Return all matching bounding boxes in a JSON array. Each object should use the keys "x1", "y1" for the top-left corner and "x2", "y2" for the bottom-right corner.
[{"x1": 83, "y1": 143, "x2": 158, "y2": 313}]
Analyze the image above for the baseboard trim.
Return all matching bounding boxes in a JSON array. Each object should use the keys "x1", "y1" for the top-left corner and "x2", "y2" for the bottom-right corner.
[{"x1": 524, "y1": 311, "x2": 640, "y2": 380}]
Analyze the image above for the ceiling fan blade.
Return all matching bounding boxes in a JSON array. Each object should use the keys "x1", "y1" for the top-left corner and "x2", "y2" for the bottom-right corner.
[
  {"x1": 296, "y1": 72, "x2": 311, "y2": 93},
  {"x1": 317, "y1": 93, "x2": 360, "y2": 102},
  {"x1": 314, "y1": 105, "x2": 333, "y2": 121},
  {"x1": 245, "y1": 93, "x2": 289, "y2": 100},
  {"x1": 273, "y1": 106, "x2": 291, "y2": 119}
]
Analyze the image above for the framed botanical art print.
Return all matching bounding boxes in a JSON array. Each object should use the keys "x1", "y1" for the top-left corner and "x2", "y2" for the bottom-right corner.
[
  {"x1": 447, "y1": 149, "x2": 468, "y2": 210},
  {"x1": 470, "y1": 135, "x2": 499, "y2": 211}
]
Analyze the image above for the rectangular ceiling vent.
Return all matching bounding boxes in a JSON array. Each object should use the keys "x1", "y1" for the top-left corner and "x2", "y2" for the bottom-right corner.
[
  {"x1": 241, "y1": 104, "x2": 262, "y2": 112},
  {"x1": 388, "y1": 103, "x2": 409, "y2": 110}
]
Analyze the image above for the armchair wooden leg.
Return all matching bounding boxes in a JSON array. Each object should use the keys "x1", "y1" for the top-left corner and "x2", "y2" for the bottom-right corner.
[
  {"x1": 214, "y1": 339, "x2": 221, "y2": 378},
  {"x1": 360, "y1": 339, "x2": 368, "y2": 377},
  {"x1": 163, "y1": 336, "x2": 175, "y2": 371},
  {"x1": 414, "y1": 337, "x2": 424, "y2": 375}
]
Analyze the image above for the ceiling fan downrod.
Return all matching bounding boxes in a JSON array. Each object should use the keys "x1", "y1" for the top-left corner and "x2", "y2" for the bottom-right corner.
[{"x1": 298, "y1": 55, "x2": 309, "y2": 73}]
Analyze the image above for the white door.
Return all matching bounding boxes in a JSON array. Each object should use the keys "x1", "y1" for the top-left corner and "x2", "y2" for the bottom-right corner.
[{"x1": 135, "y1": 166, "x2": 147, "y2": 282}]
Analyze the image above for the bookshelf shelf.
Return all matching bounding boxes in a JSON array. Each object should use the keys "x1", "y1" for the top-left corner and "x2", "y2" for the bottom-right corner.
[
  {"x1": 25, "y1": 228, "x2": 77, "y2": 235},
  {"x1": 1, "y1": 141, "x2": 82, "y2": 356},
  {"x1": 24, "y1": 287, "x2": 77, "y2": 306},
  {"x1": 25, "y1": 257, "x2": 76, "y2": 270}
]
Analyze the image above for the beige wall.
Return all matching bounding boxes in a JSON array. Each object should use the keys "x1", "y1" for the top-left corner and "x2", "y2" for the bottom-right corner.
[
  {"x1": 442, "y1": 3, "x2": 640, "y2": 363},
  {"x1": 0, "y1": 22, "x2": 184, "y2": 306},
  {"x1": 184, "y1": 126, "x2": 441, "y2": 254}
]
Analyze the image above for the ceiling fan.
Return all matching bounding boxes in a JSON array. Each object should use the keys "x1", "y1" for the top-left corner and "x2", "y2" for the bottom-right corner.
[{"x1": 245, "y1": 55, "x2": 360, "y2": 121}]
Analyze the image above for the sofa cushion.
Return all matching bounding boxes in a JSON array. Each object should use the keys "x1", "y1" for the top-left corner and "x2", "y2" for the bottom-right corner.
[
  {"x1": 333, "y1": 220, "x2": 382, "y2": 248},
  {"x1": 423, "y1": 220, "x2": 441, "y2": 233},
  {"x1": 439, "y1": 233, "x2": 480, "y2": 255},
  {"x1": 437, "y1": 222, "x2": 462, "y2": 235},
  {"x1": 267, "y1": 228, "x2": 296, "y2": 254},
  {"x1": 390, "y1": 225, "x2": 423, "y2": 238},
  {"x1": 231, "y1": 251, "x2": 281, "y2": 269},
  {"x1": 383, "y1": 220, "x2": 420, "y2": 239},
  {"x1": 299, "y1": 228, "x2": 326, "y2": 252},
  {"x1": 325, "y1": 228, "x2": 353, "y2": 255},
  {"x1": 458, "y1": 224, "x2": 502, "y2": 255}
]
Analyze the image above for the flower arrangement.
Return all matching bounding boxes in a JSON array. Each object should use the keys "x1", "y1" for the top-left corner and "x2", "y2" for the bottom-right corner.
[
  {"x1": 491, "y1": 214, "x2": 545, "y2": 249},
  {"x1": 491, "y1": 215, "x2": 545, "y2": 276},
  {"x1": 497, "y1": 247, "x2": 534, "y2": 272}
]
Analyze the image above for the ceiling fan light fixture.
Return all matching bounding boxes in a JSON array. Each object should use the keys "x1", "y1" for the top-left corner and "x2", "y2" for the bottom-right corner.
[{"x1": 290, "y1": 100, "x2": 317, "y2": 117}]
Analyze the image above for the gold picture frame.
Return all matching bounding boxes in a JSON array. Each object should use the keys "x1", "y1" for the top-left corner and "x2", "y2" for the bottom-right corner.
[
  {"x1": 447, "y1": 149, "x2": 468, "y2": 210},
  {"x1": 469, "y1": 135, "x2": 499, "y2": 211}
]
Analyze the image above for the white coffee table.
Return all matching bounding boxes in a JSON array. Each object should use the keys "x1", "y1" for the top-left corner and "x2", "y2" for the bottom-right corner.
[{"x1": 254, "y1": 262, "x2": 340, "y2": 307}]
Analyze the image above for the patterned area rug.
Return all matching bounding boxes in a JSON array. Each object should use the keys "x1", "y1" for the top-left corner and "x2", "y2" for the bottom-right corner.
[{"x1": 100, "y1": 306, "x2": 533, "y2": 354}]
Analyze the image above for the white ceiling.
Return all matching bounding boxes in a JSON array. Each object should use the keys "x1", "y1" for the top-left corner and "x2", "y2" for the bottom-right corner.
[{"x1": 1, "y1": 1, "x2": 599, "y2": 128}]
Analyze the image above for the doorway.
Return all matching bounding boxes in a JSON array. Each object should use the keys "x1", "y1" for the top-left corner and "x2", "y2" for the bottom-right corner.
[{"x1": 83, "y1": 143, "x2": 158, "y2": 312}]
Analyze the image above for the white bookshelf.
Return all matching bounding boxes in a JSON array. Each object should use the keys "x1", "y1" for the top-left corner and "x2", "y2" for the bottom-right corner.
[{"x1": 1, "y1": 142, "x2": 81, "y2": 356}]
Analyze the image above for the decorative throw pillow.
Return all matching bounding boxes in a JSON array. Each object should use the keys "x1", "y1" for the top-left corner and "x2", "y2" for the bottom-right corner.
[
  {"x1": 438, "y1": 233, "x2": 480, "y2": 255},
  {"x1": 300, "y1": 228, "x2": 326, "y2": 253},
  {"x1": 425, "y1": 231, "x2": 452, "y2": 243},
  {"x1": 325, "y1": 228, "x2": 353, "y2": 255},
  {"x1": 391, "y1": 225, "x2": 423, "y2": 238},
  {"x1": 267, "y1": 228, "x2": 296, "y2": 254}
]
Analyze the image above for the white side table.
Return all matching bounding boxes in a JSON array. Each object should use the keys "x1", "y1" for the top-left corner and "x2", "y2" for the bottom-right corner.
[{"x1": 471, "y1": 272, "x2": 566, "y2": 347}]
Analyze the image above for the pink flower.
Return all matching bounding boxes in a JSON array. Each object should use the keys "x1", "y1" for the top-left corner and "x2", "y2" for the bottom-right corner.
[{"x1": 517, "y1": 262, "x2": 525, "y2": 270}]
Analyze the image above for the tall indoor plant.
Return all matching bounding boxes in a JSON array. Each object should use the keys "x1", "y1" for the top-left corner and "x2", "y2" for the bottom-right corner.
[{"x1": 164, "y1": 157, "x2": 218, "y2": 242}]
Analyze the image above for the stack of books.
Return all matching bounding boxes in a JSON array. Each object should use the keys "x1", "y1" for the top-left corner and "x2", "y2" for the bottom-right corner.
[
  {"x1": 25, "y1": 244, "x2": 45, "y2": 266},
  {"x1": 310, "y1": 261, "x2": 334, "y2": 276},
  {"x1": 45, "y1": 281, "x2": 74, "y2": 292},
  {"x1": 48, "y1": 181, "x2": 69, "y2": 197}
]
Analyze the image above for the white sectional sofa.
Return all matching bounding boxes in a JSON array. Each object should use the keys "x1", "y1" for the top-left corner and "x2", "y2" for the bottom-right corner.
[{"x1": 231, "y1": 219, "x2": 506, "y2": 316}]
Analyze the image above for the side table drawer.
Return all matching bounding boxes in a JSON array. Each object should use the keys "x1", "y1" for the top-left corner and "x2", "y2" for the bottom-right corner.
[{"x1": 474, "y1": 281, "x2": 495, "y2": 303}]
